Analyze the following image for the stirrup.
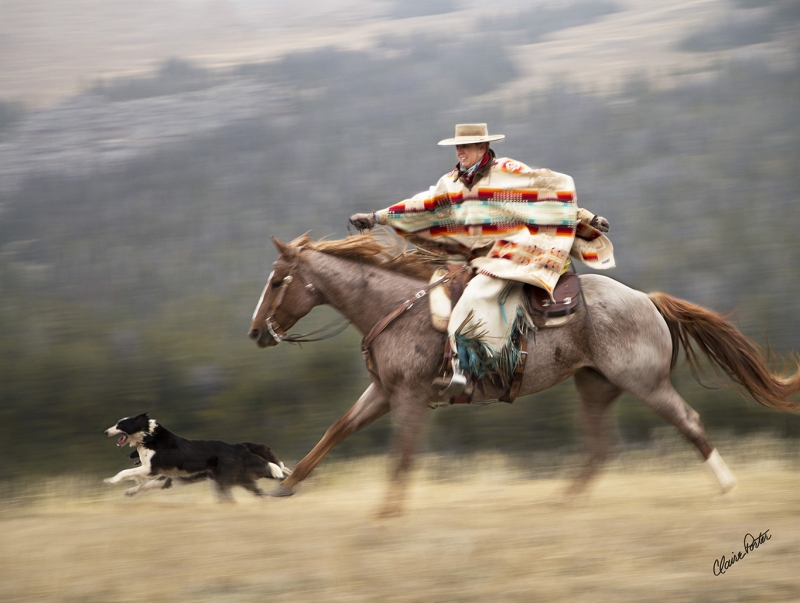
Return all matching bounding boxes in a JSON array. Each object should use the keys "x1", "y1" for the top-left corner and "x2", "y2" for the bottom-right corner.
[{"x1": 433, "y1": 373, "x2": 468, "y2": 398}]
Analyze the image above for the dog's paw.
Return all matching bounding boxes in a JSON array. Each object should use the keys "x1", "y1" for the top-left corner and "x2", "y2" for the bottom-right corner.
[
  {"x1": 123, "y1": 487, "x2": 140, "y2": 497},
  {"x1": 103, "y1": 477, "x2": 117, "y2": 485}
]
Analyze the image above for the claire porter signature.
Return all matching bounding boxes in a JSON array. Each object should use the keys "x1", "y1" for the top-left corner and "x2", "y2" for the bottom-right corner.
[{"x1": 713, "y1": 530, "x2": 771, "y2": 576}]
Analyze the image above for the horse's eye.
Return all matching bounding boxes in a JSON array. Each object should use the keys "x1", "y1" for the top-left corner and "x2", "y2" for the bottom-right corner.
[{"x1": 271, "y1": 280, "x2": 283, "y2": 289}]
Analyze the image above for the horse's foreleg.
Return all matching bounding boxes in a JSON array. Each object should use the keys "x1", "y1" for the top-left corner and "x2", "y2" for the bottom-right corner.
[
  {"x1": 271, "y1": 383, "x2": 390, "y2": 497},
  {"x1": 376, "y1": 388, "x2": 429, "y2": 518},
  {"x1": 566, "y1": 367, "x2": 623, "y2": 497}
]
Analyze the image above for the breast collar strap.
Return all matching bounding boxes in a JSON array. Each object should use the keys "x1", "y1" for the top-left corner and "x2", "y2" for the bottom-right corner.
[{"x1": 361, "y1": 266, "x2": 467, "y2": 356}]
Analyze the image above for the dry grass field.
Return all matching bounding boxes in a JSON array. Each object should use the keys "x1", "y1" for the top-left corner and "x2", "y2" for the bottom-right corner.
[{"x1": 1, "y1": 440, "x2": 798, "y2": 603}]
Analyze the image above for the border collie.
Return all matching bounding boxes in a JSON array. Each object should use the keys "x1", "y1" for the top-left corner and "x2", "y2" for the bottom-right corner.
[{"x1": 103, "y1": 413, "x2": 290, "y2": 501}]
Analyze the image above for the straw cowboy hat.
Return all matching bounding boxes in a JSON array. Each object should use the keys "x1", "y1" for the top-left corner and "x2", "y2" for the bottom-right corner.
[{"x1": 438, "y1": 123, "x2": 505, "y2": 146}]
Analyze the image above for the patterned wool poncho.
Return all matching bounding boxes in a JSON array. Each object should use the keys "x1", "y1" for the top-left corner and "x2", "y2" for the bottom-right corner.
[{"x1": 376, "y1": 156, "x2": 615, "y2": 296}]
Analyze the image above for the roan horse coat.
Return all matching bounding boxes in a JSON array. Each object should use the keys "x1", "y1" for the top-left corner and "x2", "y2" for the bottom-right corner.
[{"x1": 249, "y1": 232, "x2": 800, "y2": 517}]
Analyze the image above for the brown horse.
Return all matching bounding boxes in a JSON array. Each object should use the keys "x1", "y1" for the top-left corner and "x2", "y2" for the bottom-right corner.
[{"x1": 249, "y1": 232, "x2": 800, "y2": 516}]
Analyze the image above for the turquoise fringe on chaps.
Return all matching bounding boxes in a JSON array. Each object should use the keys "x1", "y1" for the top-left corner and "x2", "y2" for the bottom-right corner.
[{"x1": 453, "y1": 309, "x2": 531, "y2": 390}]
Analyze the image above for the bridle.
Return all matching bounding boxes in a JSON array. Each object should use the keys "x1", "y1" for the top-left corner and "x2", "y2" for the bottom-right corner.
[
  {"x1": 259, "y1": 246, "x2": 465, "y2": 353},
  {"x1": 260, "y1": 255, "x2": 350, "y2": 344}
]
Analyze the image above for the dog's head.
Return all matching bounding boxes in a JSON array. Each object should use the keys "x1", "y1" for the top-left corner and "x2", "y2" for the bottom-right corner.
[{"x1": 104, "y1": 413, "x2": 154, "y2": 447}]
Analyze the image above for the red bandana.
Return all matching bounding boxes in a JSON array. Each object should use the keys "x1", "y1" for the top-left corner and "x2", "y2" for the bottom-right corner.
[{"x1": 457, "y1": 152, "x2": 492, "y2": 187}]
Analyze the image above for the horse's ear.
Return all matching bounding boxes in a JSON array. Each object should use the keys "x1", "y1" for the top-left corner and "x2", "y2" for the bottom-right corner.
[{"x1": 271, "y1": 235, "x2": 290, "y2": 256}]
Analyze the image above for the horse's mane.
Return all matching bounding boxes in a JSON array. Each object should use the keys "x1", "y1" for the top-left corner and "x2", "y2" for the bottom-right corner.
[{"x1": 289, "y1": 229, "x2": 438, "y2": 280}]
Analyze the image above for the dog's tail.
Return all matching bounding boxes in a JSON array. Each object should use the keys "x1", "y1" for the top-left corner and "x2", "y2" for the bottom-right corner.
[
  {"x1": 267, "y1": 462, "x2": 292, "y2": 479},
  {"x1": 242, "y1": 442, "x2": 293, "y2": 478}
]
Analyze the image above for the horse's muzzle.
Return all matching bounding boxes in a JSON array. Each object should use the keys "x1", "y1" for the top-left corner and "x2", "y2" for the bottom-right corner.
[{"x1": 248, "y1": 327, "x2": 278, "y2": 348}]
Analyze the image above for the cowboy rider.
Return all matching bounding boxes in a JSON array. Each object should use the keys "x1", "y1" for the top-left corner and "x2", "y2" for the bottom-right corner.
[{"x1": 350, "y1": 123, "x2": 615, "y2": 397}]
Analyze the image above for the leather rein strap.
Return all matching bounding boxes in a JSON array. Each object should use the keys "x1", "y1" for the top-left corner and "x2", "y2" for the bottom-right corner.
[{"x1": 361, "y1": 267, "x2": 466, "y2": 357}]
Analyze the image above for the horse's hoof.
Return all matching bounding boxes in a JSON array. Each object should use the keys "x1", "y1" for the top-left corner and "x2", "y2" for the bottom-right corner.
[
  {"x1": 719, "y1": 476, "x2": 738, "y2": 495},
  {"x1": 269, "y1": 482, "x2": 295, "y2": 497}
]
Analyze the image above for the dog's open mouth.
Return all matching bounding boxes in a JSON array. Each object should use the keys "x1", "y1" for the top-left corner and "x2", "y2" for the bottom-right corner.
[{"x1": 117, "y1": 434, "x2": 128, "y2": 447}]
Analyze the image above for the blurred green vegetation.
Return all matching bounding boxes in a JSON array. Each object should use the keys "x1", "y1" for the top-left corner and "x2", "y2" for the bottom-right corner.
[{"x1": 1, "y1": 13, "x2": 799, "y2": 480}]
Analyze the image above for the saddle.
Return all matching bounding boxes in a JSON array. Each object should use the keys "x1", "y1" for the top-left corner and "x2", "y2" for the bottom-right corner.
[
  {"x1": 429, "y1": 266, "x2": 583, "y2": 333},
  {"x1": 526, "y1": 272, "x2": 582, "y2": 329},
  {"x1": 428, "y1": 265, "x2": 583, "y2": 404},
  {"x1": 429, "y1": 264, "x2": 472, "y2": 331}
]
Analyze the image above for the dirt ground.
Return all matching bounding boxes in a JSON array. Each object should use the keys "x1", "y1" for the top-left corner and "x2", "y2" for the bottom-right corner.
[{"x1": 1, "y1": 446, "x2": 797, "y2": 603}]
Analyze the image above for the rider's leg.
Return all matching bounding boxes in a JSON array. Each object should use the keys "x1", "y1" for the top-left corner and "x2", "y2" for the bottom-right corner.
[{"x1": 441, "y1": 274, "x2": 523, "y2": 395}]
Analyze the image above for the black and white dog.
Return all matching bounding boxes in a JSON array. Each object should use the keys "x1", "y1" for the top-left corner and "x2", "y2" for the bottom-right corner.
[{"x1": 104, "y1": 413, "x2": 290, "y2": 501}]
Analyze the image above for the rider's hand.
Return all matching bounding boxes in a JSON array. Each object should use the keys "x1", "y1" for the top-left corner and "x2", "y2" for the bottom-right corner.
[
  {"x1": 349, "y1": 212, "x2": 377, "y2": 231},
  {"x1": 590, "y1": 215, "x2": 610, "y2": 233}
]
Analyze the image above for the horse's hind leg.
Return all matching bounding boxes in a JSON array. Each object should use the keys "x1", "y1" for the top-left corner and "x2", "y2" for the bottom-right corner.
[
  {"x1": 271, "y1": 383, "x2": 390, "y2": 497},
  {"x1": 566, "y1": 368, "x2": 623, "y2": 496},
  {"x1": 632, "y1": 380, "x2": 737, "y2": 493}
]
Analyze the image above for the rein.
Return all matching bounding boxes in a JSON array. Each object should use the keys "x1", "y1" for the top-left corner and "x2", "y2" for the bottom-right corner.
[
  {"x1": 263, "y1": 255, "x2": 350, "y2": 344},
  {"x1": 276, "y1": 318, "x2": 352, "y2": 344}
]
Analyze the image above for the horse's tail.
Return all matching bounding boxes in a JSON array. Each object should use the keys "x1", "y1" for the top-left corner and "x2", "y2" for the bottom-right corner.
[{"x1": 648, "y1": 291, "x2": 800, "y2": 413}]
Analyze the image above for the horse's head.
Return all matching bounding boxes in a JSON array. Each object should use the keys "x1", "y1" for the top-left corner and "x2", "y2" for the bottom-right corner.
[{"x1": 249, "y1": 234, "x2": 322, "y2": 348}]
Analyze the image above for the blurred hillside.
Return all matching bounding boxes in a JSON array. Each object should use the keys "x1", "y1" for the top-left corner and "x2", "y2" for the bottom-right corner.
[
  {"x1": 0, "y1": 0, "x2": 799, "y2": 479},
  {"x1": 2, "y1": 0, "x2": 798, "y2": 108}
]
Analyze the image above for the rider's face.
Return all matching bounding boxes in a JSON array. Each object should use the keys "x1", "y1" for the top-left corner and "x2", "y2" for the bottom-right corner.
[{"x1": 455, "y1": 143, "x2": 486, "y2": 170}]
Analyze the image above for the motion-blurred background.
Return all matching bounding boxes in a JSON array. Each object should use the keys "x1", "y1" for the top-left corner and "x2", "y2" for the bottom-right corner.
[{"x1": 1, "y1": 0, "x2": 799, "y2": 481}]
